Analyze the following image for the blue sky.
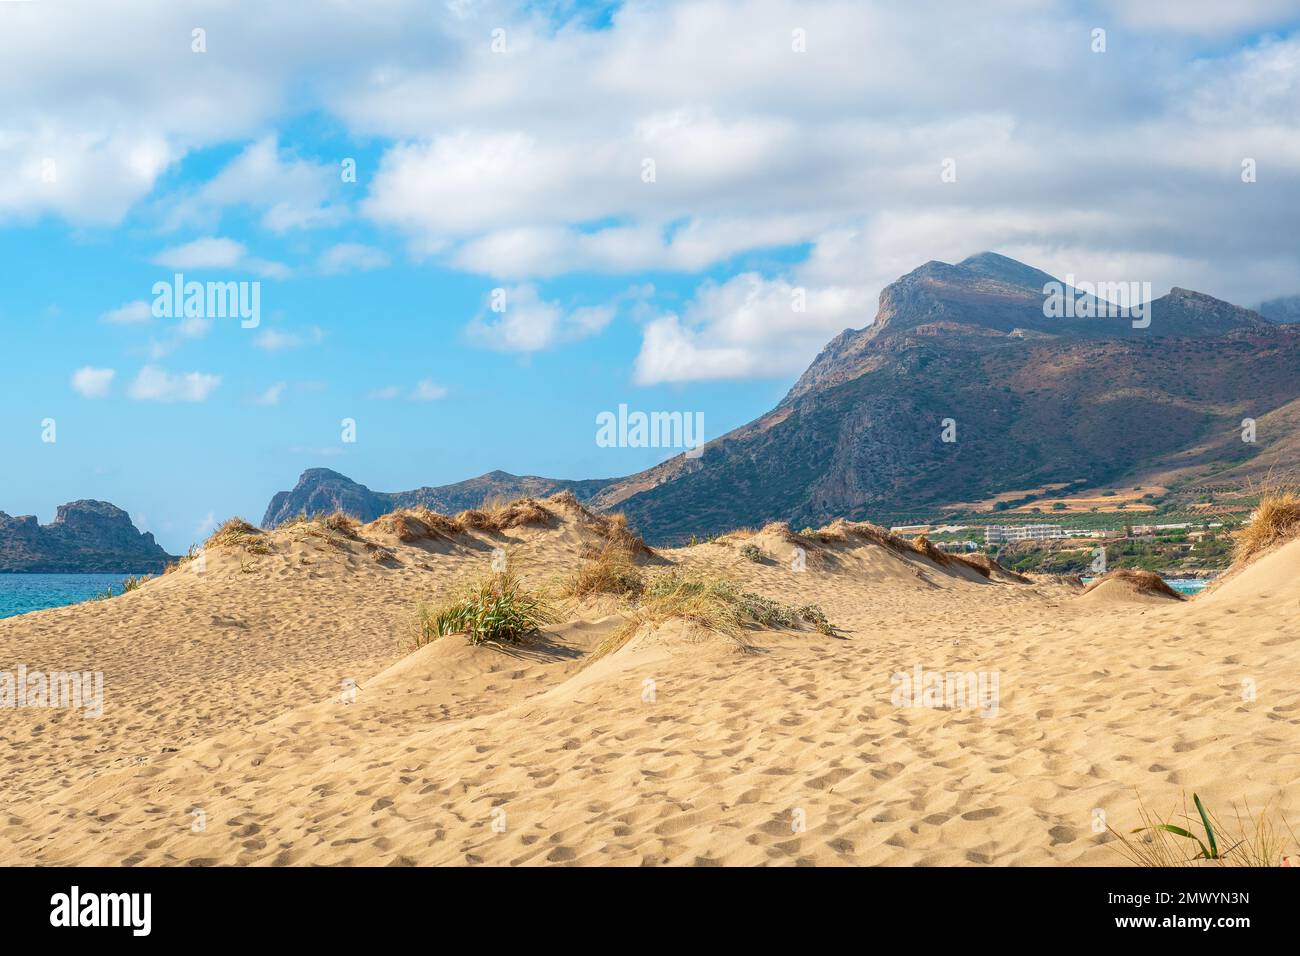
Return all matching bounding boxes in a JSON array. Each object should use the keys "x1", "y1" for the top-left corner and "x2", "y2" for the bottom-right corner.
[{"x1": 2, "y1": 0, "x2": 1298, "y2": 553}]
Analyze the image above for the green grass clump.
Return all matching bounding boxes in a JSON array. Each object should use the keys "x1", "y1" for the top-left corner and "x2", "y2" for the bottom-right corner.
[
  {"x1": 739, "y1": 542, "x2": 765, "y2": 563},
  {"x1": 592, "y1": 571, "x2": 837, "y2": 660},
  {"x1": 417, "y1": 570, "x2": 556, "y2": 648},
  {"x1": 1109, "y1": 792, "x2": 1299, "y2": 867}
]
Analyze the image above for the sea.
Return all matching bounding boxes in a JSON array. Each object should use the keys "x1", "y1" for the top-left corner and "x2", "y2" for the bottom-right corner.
[
  {"x1": 1080, "y1": 576, "x2": 1210, "y2": 596},
  {"x1": 0, "y1": 573, "x2": 145, "y2": 620}
]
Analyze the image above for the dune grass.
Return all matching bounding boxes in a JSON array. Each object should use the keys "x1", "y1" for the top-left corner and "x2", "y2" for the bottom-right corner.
[
  {"x1": 1234, "y1": 491, "x2": 1300, "y2": 565},
  {"x1": 1109, "y1": 792, "x2": 1299, "y2": 867},
  {"x1": 417, "y1": 568, "x2": 556, "y2": 648},
  {"x1": 1082, "y1": 568, "x2": 1184, "y2": 600},
  {"x1": 206, "y1": 517, "x2": 272, "y2": 554},
  {"x1": 591, "y1": 570, "x2": 836, "y2": 661},
  {"x1": 559, "y1": 540, "x2": 645, "y2": 599}
]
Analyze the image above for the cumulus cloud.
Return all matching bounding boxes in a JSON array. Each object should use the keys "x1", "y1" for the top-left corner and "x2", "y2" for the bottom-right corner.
[
  {"x1": 100, "y1": 300, "x2": 151, "y2": 325},
  {"x1": 151, "y1": 237, "x2": 289, "y2": 278},
  {"x1": 127, "y1": 365, "x2": 221, "y2": 402},
  {"x1": 318, "y1": 243, "x2": 391, "y2": 274},
  {"x1": 464, "y1": 284, "x2": 616, "y2": 352},
  {"x1": 634, "y1": 270, "x2": 872, "y2": 384},
  {"x1": 71, "y1": 366, "x2": 115, "y2": 398},
  {"x1": 7, "y1": 0, "x2": 1300, "y2": 382},
  {"x1": 410, "y1": 379, "x2": 449, "y2": 401},
  {"x1": 254, "y1": 382, "x2": 287, "y2": 406},
  {"x1": 253, "y1": 326, "x2": 323, "y2": 351},
  {"x1": 171, "y1": 135, "x2": 344, "y2": 233}
]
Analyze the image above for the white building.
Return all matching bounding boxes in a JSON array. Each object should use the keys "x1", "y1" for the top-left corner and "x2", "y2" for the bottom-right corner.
[{"x1": 985, "y1": 524, "x2": 1066, "y2": 545}]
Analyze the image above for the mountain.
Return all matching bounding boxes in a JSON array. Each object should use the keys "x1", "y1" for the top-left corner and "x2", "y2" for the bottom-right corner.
[
  {"x1": 1258, "y1": 294, "x2": 1300, "y2": 324},
  {"x1": 262, "y1": 254, "x2": 1300, "y2": 544},
  {"x1": 585, "y1": 254, "x2": 1292, "y2": 541},
  {"x1": 0, "y1": 500, "x2": 174, "y2": 573},
  {"x1": 262, "y1": 468, "x2": 616, "y2": 528}
]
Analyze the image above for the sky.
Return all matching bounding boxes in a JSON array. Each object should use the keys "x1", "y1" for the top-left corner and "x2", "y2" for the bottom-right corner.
[{"x1": 2, "y1": 0, "x2": 1299, "y2": 553}]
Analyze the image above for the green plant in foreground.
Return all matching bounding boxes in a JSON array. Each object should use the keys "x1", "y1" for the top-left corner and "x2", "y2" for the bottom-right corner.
[
  {"x1": 418, "y1": 570, "x2": 556, "y2": 648},
  {"x1": 120, "y1": 575, "x2": 147, "y2": 592},
  {"x1": 1134, "y1": 793, "x2": 1229, "y2": 860}
]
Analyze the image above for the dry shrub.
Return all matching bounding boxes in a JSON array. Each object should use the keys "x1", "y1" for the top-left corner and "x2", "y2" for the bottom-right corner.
[
  {"x1": 1082, "y1": 568, "x2": 1184, "y2": 600},
  {"x1": 910, "y1": 535, "x2": 953, "y2": 566},
  {"x1": 960, "y1": 552, "x2": 1027, "y2": 582},
  {"x1": 592, "y1": 510, "x2": 656, "y2": 557},
  {"x1": 591, "y1": 570, "x2": 835, "y2": 661},
  {"x1": 413, "y1": 508, "x2": 463, "y2": 538},
  {"x1": 1234, "y1": 492, "x2": 1300, "y2": 565},
  {"x1": 206, "y1": 517, "x2": 272, "y2": 555},
  {"x1": 560, "y1": 540, "x2": 645, "y2": 599},
  {"x1": 455, "y1": 508, "x2": 496, "y2": 531},
  {"x1": 321, "y1": 511, "x2": 360, "y2": 537},
  {"x1": 493, "y1": 498, "x2": 552, "y2": 530}
]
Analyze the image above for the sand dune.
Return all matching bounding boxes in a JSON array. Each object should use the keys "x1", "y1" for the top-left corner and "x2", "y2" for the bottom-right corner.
[{"x1": 1, "y1": 495, "x2": 1297, "y2": 866}]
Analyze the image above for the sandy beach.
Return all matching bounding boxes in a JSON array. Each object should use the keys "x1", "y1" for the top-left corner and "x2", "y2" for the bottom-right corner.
[{"x1": 1, "y1": 493, "x2": 1296, "y2": 866}]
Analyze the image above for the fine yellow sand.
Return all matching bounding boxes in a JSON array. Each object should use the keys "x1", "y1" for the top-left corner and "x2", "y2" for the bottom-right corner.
[{"x1": 1, "y1": 496, "x2": 1297, "y2": 866}]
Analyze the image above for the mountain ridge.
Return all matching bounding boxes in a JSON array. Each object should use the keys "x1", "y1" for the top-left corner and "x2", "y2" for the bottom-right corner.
[
  {"x1": 261, "y1": 253, "x2": 1299, "y2": 543},
  {"x1": 0, "y1": 500, "x2": 174, "y2": 573}
]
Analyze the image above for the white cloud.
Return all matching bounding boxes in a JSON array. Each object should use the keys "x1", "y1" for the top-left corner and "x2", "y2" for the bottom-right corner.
[
  {"x1": 410, "y1": 379, "x2": 448, "y2": 401},
  {"x1": 151, "y1": 237, "x2": 289, "y2": 278},
  {"x1": 178, "y1": 135, "x2": 343, "y2": 233},
  {"x1": 4, "y1": 0, "x2": 1300, "y2": 369},
  {"x1": 127, "y1": 365, "x2": 221, "y2": 402},
  {"x1": 177, "y1": 316, "x2": 213, "y2": 339},
  {"x1": 1103, "y1": 0, "x2": 1300, "y2": 34},
  {"x1": 100, "y1": 300, "x2": 151, "y2": 324},
  {"x1": 640, "y1": 273, "x2": 872, "y2": 384},
  {"x1": 464, "y1": 284, "x2": 615, "y2": 353},
  {"x1": 318, "y1": 242, "x2": 390, "y2": 274},
  {"x1": 254, "y1": 383, "x2": 287, "y2": 406},
  {"x1": 71, "y1": 366, "x2": 115, "y2": 398},
  {"x1": 253, "y1": 326, "x2": 323, "y2": 351}
]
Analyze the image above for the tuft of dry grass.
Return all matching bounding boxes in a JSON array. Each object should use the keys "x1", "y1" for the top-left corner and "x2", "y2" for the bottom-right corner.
[
  {"x1": 910, "y1": 535, "x2": 953, "y2": 566},
  {"x1": 591, "y1": 570, "x2": 835, "y2": 661},
  {"x1": 958, "y1": 552, "x2": 1026, "y2": 582},
  {"x1": 321, "y1": 511, "x2": 360, "y2": 537},
  {"x1": 163, "y1": 544, "x2": 202, "y2": 575},
  {"x1": 492, "y1": 498, "x2": 552, "y2": 530},
  {"x1": 206, "y1": 517, "x2": 272, "y2": 555},
  {"x1": 590, "y1": 510, "x2": 656, "y2": 557},
  {"x1": 559, "y1": 540, "x2": 645, "y2": 599},
  {"x1": 1233, "y1": 491, "x2": 1300, "y2": 565},
  {"x1": 1082, "y1": 568, "x2": 1184, "y2": 600},
  {"x1": 454, "y1": 508, "x2": 496, "y2": 532}
]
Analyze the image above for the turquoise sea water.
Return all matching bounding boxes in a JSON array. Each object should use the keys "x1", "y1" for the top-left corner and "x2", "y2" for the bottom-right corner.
[
  {"x1": 0, "y1": 574, "x2": 142, "y2": 620},
  {"x1": 1081, "y1": 576, "x2": 1210, "y2": 596}
]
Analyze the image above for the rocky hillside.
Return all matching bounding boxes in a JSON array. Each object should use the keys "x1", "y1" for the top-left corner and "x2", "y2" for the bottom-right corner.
[
  {"x1": 262, "y1": 253, "x2": 1300, "y2": 544},
  {"x1": 0, "y1": 500, "x2": 174, "y2": 573},
  {"x1": 262, "y1": 468, "x2": 615, "y2": 528}
]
